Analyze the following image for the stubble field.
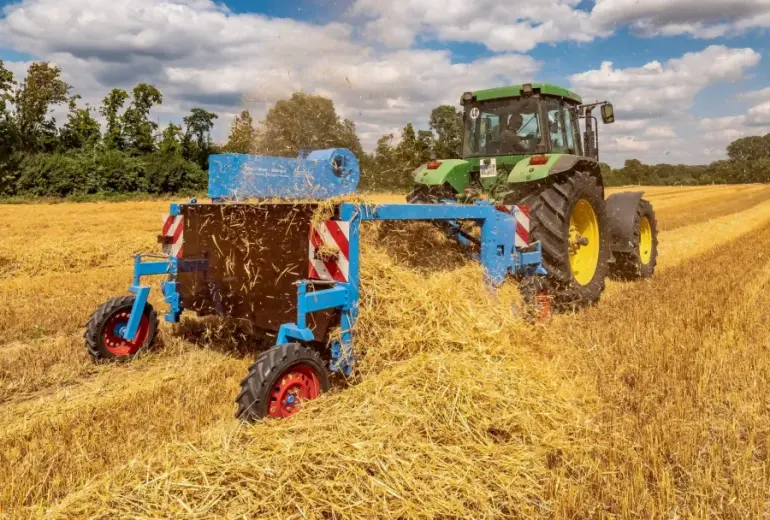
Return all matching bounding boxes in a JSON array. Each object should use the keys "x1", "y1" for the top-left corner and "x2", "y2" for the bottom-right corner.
[{"x1": 2, "y1": 184, "x2": 770, "y2": 518}]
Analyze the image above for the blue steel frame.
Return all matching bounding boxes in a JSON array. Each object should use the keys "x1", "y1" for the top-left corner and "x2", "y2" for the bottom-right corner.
[
  {"x1": 120, "y1": 200, "x2": 546, "y2": 372},
  {"x1": 121, "y1": 204, "x2": 184, "y2": 342},
  {"x1": 276, "y1": 201, "x2": 546, "y2": 376}
]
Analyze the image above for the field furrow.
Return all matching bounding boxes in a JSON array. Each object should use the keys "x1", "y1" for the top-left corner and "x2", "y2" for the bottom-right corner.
[
  {"x1": 0, "y1": 349, "x2": 249, "y2": 514},
  {"x1": 550, "y1": 224, "x2": 770, "y2": 518}
]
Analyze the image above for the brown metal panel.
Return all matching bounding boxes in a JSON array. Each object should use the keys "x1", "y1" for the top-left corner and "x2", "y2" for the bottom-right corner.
[{"x1": 178, "y1": 203, "x2": 338, "y2": 340}]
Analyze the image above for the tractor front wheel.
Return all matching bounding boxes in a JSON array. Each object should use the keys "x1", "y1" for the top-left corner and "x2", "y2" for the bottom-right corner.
[
  {"x1": 516, "y1": 171, "x2": 610, "y2": 309},
  {"x1": 85, "y1": 296, "x2": 159, "y2": 362},
  {"x1": 235, "y1": 343, "x2": 330, "y2": 422}
]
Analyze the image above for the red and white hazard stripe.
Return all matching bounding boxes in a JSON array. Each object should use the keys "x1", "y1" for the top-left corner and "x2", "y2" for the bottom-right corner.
[
  {"x1": 515, "y1": 205, "x2": 530, "y2": 248},
  {"x1": 161, "y1": 214, "x2": 184, "y2": 259},
  {"x1": 308, "y1": 220, "x2": 350, "y2": 283},
  {"x1": 495, "y1": 205, "x2": 531, "y2": 248}
]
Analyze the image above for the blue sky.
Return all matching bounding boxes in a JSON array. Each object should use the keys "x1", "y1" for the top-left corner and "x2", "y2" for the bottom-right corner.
[{"x1": 1, "y1": 0, "x2": 769, "y2": 166}]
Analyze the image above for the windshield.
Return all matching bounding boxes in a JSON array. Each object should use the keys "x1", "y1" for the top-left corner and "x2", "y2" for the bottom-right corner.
[{"x1": 462, "y1": 98, "x2": 542, "y2": 157}]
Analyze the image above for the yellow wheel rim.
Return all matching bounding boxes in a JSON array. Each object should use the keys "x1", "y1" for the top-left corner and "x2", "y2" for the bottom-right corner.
[
  {"x1": 640, "y1": 216, "x2": 653, "y2": 265},
  {"x1": 568, "y1": 199, "x2": 600, "y2": 286}
]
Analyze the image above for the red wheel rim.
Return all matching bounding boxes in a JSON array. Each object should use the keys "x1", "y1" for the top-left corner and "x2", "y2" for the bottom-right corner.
[
  {"x1": 102, "y1": 310, "x2": 150, "y2": 357},
  {"x1": 268, "y1": 364, "x2": 322, "y2": 418}
]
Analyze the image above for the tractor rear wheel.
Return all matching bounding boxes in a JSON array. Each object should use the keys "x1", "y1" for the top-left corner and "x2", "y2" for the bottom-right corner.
[
  {"x1": 611, "y1": 198, "x2": 658, "y2": 280},
  {"x1": 85, "y1": 296, "x2": 159, "y2": 362},
  {"x1": 516, "y1": 171, "x2": 610, "y2": 309},
  {"x1": 235, "y1": 343, "x2": 330, "y2": 422}
]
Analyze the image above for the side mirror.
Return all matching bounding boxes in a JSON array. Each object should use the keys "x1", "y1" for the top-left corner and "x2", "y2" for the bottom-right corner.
[{"x1": 601, "y1": 103, "x2": 615, "y2": 124}]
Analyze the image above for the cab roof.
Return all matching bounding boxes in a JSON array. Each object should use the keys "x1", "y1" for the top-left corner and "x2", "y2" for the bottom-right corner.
[{"x1": 472, "y1": 83, "x2": 582, "y2": 104}]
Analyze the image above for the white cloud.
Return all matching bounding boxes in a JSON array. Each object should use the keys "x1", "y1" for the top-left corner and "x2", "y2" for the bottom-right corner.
[
  {"x1": 607, "y1": 136, "x2": 652, "y2": 152},
  {"x1": 352, "y1": 0, "x2": 770, "y2": 51},
  {"x1": 747, "y1": 101, "x2": 770, "y2": 126},
  {"x1": 703, "y1": 128, "x2": 747, "y2": 144},
  {"x1": 644, "y1": 126, "x2": 677, "y2": 138},
  {"x1": 698, "y1": 115, "x2": 748, "y2": 131},
  {"x1": 569, "y1": 46, "x2": 760, "y2": 120},
  {"x1": 351, "y1": 0, "x2": 607, "y2": 52},
  {"x1": 738, "y1": 87, "x2": 770, "y2": 102},
  {"x1": 1, "y1": 0, "x2": 767, "y2": 168},
  {"x1": 590, "y1": 0, "x2": 770, "y2": 38},
  {"x1": 0, "y1": 0, "x2": 541, "y2": 148},
  {"x1": 569, "y1": 46, "x2": 761, "y2": 165}
]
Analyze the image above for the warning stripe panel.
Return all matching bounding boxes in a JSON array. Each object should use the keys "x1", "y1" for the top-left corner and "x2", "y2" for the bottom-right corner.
[
  {"x1": 161, "y1": 214, "x2": 184, "y2": 259},
  {"x1": 309, "y1": 226, "x2": 346, "y2": 282},
  {"x1": 308, "y1": 220, "x2": 350, "y2": 283},
  {"x1": 495, "y1": 205, "x2": 530, "y2": 248}
]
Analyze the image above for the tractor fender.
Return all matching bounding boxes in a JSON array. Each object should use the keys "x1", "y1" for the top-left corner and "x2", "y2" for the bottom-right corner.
[
  {"x1": 550, "y1": 155, "x2": 600, "y2": 176},
  {"x1": 413, "y1": 159, "x2": 471, "y2": 193},
  {"x1": 507, "y1": 154, "x2": 600, "y2": 184},
  {"x1": 606, "y1": 191, "x2": 644, "y2": 253}
]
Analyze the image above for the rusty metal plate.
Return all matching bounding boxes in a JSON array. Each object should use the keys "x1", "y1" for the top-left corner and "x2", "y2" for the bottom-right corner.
[{"x1": 178, "y1": 203, "x2": 339, "y2": 340}]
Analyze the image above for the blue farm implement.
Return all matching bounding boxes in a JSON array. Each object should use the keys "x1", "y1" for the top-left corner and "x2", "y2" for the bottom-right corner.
[{"x1": 85, "y1": 148, "x2": 550, "y2": 421}]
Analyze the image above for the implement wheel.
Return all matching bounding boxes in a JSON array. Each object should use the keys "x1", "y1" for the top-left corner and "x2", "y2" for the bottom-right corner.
[
  {"x1": 611, "y1": 199, "x2": 658, "y2": 280},
  {"x1": 85, "y1": 296, "x2": 158, "y2": 361},
  {"x1": 517, "y1": 171, "x2": 610, "y2": 309},
  {"x1": 235, "y1": 343, "x2": 330, "y2": 423}
]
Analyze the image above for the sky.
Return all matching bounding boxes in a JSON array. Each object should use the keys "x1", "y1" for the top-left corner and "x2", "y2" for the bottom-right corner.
[{"x1": 0, "y1": 0, "x2": 769, "y2": 167}]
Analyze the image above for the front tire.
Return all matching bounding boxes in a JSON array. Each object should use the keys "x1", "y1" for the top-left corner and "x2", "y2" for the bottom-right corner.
[
  {"x1": 235, "y1": 343, "x2": 330, "y2": 422},
  {"x1": 85, "y1": 296, "x2": 159, "y2": 361},
  {"x1": 517, "y1": 171, "x2": 611, "y2": 309}
]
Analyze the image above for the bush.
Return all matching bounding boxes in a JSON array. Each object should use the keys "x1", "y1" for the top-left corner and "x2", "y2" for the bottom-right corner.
[
  {"x1": 10, "y1": 150, "x2": 207, "y2": 197},
  {"x1": 142, "y1": 152, "x2": 207, "y2": 194},
  {"x1": 16, "y1": 152, "x2": 99, "y2": 196}
]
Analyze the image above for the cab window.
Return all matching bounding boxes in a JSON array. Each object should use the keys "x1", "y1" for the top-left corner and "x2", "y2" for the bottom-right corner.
[{"x1": 544, "y1": 98, "x2": 569, "y2": 154}]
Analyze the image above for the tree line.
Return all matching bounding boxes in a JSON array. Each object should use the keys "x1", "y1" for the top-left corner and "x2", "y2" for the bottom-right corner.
[
  {"x1": 0, "y1": 61, "x2": 217, "y2": 197},
  {"x1": 602, "y1": 134, "x2": 770, "y2": 186},
  {"x1": 1, "y1": 59, "x2": 768, "y2": 198}
]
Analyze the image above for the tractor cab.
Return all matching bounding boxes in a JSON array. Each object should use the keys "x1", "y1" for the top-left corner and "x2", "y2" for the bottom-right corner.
[
  {"x1": 407, "y1": 82, "x2": 615, "y2": 203},
  {"x1": 460, "y1": 83, "x2": 614, "y2": 161}
]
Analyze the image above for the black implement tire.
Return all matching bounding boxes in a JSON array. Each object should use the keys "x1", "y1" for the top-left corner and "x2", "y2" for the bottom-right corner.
[
  {"x1": 611, "y1": 198, "x2": 658, "y2": 280},
  {"x1": 235, "y1": 343, "x2": 330, "y2": 423},
  {"x1": 517, "y1": 171, "x2": 611, "y2": 309},
  {"x1": 85, "y1": 295, "x2": 159, "y2": 362}
]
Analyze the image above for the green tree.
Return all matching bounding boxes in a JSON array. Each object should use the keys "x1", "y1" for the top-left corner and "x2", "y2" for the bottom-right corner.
[
  {"x1": 429, "y1": 105, "x2": 463, "y2": 159},
  {"x1": 123, "y1": 83, "x2": 163, "y2": 154},
  {"x1": 363, "y1": 133, "x2": 398, "y2": 189},
  {"x1": 256, "y1": 93, "x2": 363, "y2": 158},
  {"x1": 0, "y1": 59, "x2": 14, "y2": 115},
  {"x1": 0, "y1": 60, "x2": 18, "y2": 195},
  {"x1": 727, "y1": 134, "x2": 770, "y2": 161},
  {"x1": 182, "y1": 108, "x2": 218, "y2": 170},
  {"x1": 59, "y1": 95, "x2": 101, "y2": 150},
  {"x1": 223, "y1": 110, "x2": 257, "y2": 154},
  {"x1": 100, "y1": 88, "x2": 129, "y2": 151},
  {"x1": 158, "y1": 123, "x2": 183, "y2": 156},
  {"x1": 13, "y1": 62, "x2": 71, "y2": 153}
]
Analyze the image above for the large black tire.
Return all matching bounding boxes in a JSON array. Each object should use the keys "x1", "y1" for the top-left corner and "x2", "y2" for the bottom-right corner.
[
  {"x1": 85, "y1": 295, "x2": 159, "y2": 362},
  {"x1": 517, "y1": 171, "x2": 611, "y2": 309},
  {"x1": 235, "y1": 343, "x2": 330, "y2": 423},
  {"x1": 611, "y1": 198, "x2": 658, "y2": 280}
]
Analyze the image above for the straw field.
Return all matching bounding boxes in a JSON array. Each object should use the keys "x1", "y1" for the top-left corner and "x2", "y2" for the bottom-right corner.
[{"x1": 2, "y1": 184, "x2": 770, "y2": 518}]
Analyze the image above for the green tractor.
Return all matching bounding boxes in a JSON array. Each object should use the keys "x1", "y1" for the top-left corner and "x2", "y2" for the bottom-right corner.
[{"x1": 408, "y1": 82, "x2": 658, "y2": 308}]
